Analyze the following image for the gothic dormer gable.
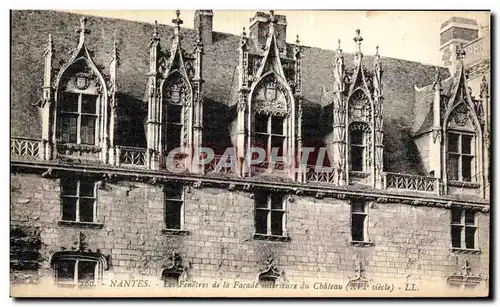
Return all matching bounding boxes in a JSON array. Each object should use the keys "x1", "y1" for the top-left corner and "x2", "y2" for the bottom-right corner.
[
  {"x1": 254, "y1": 11, "x2": 286, "y2": 80},
  {"x1": 348, "y1": 30, "x2": 372, "y2": 100},
  {"x1": 444, "y1": 46, "x2": 482, "y2": 132},
  {"x1": 54, "y1": 17, "x2": 107, "y2": 97}
]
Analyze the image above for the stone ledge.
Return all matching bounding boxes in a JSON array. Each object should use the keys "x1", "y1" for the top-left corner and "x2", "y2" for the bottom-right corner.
[
  {"x1": 351, "y1": 240, "x2": 374, "y2": 247},
  {"x1": 448, "y1": 181, "x2": 481, "y2": 189},
  {"x1": 57, "y1": 220, "x2": 104, "y2": 229},
  {"x1": 450, "y1": 247, "x2": 481, "y2": 255},
  {"x1": 253, "y1": 233, "x2": 291, "y2": 242},
  {"x1": 161, "y1": 229, "x2": 190, "y2": 236}
]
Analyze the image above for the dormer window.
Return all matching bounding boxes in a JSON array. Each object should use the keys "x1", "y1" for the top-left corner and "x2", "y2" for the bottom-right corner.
[
  {"x1": 447, "y1": 132, "x2": 474, "y2": 182},
  {"x1": 60, "y1": 92, "x2": 98, "y2": 145}
]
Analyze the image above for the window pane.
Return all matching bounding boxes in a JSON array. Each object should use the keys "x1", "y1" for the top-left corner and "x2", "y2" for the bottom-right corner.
[
  {"x1": 451, "y1": 225, "x2": 462, "y2": 248},
  {"x1": 451, "y1": 208, "x2": 462, "y2": 224},
  {"x1": 350, "y1": 130, "x2": 364, "y2": 145},
  {"x1": 271, "y1": 194, "x2": 284, "y2": 209},
  {"x1": 253, "y1": 134, "x2": 268, "y2": 152},
  {"x1": 62, "y1": 115, "x2": 78, "y2": 143},
  {"x1": 255, "y1": 113, "x2": 269, "y2": 133},
  {"x1": 166, "y1": 104, "x2": 183, "y2": 124},
  {"x1": 81, "y1": 95, "x2": 97, "y2": 114},
  {"x1": 461, "y1": 135, "x2": 472, "y2": 154},
  {"x1": 271, "y1": 136, "x2": 285, "y2": 157},
  {"x1": 271, "y1": 116, "x2": 284, "y2": 135},
  {"x1": 465, "y1": 227, "x2": 476, "y2": 249},
  {"x1": 165, "y1": 124, "x2": 182, "y2": 152},
  {"x1": 56, "y1": 260, "x2": 75, "y2": 283},
  {"x1": 165, "y1": 201, "x2": 182, "y2": 229},
  {"x1": 78, "y1": 261, "x2": 96, "y2": 283},
  {"x1": 255, "y1": 192, "x2": 268, "y2": 209},
  {"x1": 462, "y1": 156, "x2": 472, "y2": 182},
  {"x1": 448, "y1": 133, "x2": 459, "y2": 153},
  {"x1": 464, "y1": 211, "x2": 475, "y2": 225},
  {"x1": 447, "y1": 154, "x2": 459, "y2": 181},
  {"x1": 61, "y1": 93, "x2": 79, "y2": 113},
  {"x1": 255, "y1": 210, "x2": 268, "y2": 234},
  {"x1": 165, "y1": 184, "x2": 183, "y2": 200},
  {"x1": 62, "y1": 197, "x2": 77, "y2": 221},
  {"x1": 351, "y1": 146, "x2": 364, "y2": 171},
  {"x1": 80, "y1": 181, "x2": 95, "y2": 197},
  {"x1": 79, "y1": 199, "x2": 95, "y2": 222},
  {"x1": 81, "y1": 116, "x2": 96, "y2": 145},
  {"x1": 270, "y1": 211, "x2": 284, "y2": 236},
  {"x1": 351, "y1": 214, "x2": 365, "y2": 242},
  {"x1": 351, "y1": 201, "x2": 365, "y2": 213},
  {"x1": 62, "y1": 180, "x2": 78, "y2": 196}
]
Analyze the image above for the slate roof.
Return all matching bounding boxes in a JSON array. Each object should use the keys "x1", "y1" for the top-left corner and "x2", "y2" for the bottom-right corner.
[{"x1": 11, "y1": 10, "x2": 449, "y2": 174}]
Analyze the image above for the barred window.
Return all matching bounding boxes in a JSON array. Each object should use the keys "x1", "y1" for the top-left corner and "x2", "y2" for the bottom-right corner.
[
  {"x1": 451, "y1": 208, "x2": 477, "y2": 249},
  {"x1": 61, "y1": 178, "x2": 97, "y2": 223},
  {"x1": 351, "y1": 200, "x2": 368, "y2": 242},
  {"x1": 254, "y1": 191, "x2": 286, "y2": 236},
  {"x1": 164, "y1": 183, "x2": 184, "y2": 230}
]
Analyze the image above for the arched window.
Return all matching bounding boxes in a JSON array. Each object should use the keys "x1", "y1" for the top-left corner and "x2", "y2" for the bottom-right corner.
[
  {"x1": 250, "y1": 73, "x2": 292, "y2": 173},
  {"x1": 50, "y1": 250, "x2": 108, "y2": 288},
  {"x1": 57, "y1": 60, "x2": 103, "y2": 147},
  {"x1": 162, "y1": 73, "x2": 189, "y2": 155}
]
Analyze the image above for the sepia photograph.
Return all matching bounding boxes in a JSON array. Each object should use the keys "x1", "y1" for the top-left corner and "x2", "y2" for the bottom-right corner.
[{"x1": 9, "y1": 8, "x2": 491, "y2": 298}]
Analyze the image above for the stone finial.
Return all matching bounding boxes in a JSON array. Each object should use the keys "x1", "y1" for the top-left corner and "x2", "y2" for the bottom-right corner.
[
  {"x1": 295, "y1": 34, "x2": 300, "y2": 45},
  {"x1": 172, "y1": 10, "x2": 184, "y2": 28},
  {"x1": 354, "y1": 29, "x2": 363, "y2": 54},
  {"x1": 461, "y1": 260, "x2": 471, "y2": 277},
  {"x1": 337, "y1": 39, "x2": 342, "y2": 51},
  {"x1": 76, "y1": 17, "x2": 90, "y2": 43},
  {"x1": 375, "y1": 45, "x2": 379, "y2": 56},
  {"x1": 242, "y1": 27, "x2": 247, "y2": 38},
  {"x1": 456, "y1": 43, "x2": 466, "y2": 61}
]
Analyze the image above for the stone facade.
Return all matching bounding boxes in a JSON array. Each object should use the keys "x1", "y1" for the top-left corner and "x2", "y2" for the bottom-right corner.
[{"x1": 10, "y1": 10, "x2": 490, "y2": 296}]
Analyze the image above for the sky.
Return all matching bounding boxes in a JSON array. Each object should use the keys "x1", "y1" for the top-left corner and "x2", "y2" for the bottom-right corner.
[{"x1": 65, "y1": 10, "x2": 490, "y2": 66}]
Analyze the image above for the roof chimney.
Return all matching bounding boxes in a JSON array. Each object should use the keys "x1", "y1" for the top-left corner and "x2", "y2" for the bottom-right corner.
[
  {"x1": 439, "y1": 17, "x2": 479, "y2": 73},
  {"x1": 194, "y1": 10, "x2": 213, "y2": 44},
  {"x1": 249, "y1": 11, "x2": 287, "y2": 54}
]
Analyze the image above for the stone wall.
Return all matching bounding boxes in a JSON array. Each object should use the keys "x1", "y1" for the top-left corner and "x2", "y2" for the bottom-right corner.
[{"x1": 10, "y1": 172, "x2": 489, "y2": 287}]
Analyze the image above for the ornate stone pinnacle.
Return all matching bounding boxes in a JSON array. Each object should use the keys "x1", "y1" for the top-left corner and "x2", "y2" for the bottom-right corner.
[
  {"x1": 337, "y1": 39, "x2": 341, "y2": 51},
  {"x1": 375, "y1": 45, "x2": 379, "y2": 56},
  {"x1": 76, "y1": 16, "x2": 90, "y2": 40},
  {"x1": 152, "y1": 20, "x2": 159, "y2": 39},
  {"x1": 296, "y1": 34, "x2": 300, "y2": 45},
  {"x1": 434, "y1": 67, "x2": 441, "y2": 83},
  {"x1": 242, "y1": 27, "x2": 247, "y2": 37}
]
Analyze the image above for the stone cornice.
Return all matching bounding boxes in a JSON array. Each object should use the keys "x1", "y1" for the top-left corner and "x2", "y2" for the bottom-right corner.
[{"x1": 10, "y1": 159, "x2": 490, "y2": 209}]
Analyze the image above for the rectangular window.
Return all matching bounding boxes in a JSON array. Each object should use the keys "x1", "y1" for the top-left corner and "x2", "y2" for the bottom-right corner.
[
  {"x1": 447, "y1": 132, "x2": 475, "y2": 182},
  {"x1": 61, "y1": 178, "x2": 96, "y2": 223},
  {"x1": 350, "y1": 129, "x2": 365, "y2": 172},
  {"x1": 450, "y1": 208, "x2": 477, "y2": 250},
  {"x1": 351, "y1": 200, "x2": 367, "y2": 242},
  {"x1": 254, "y1": 191, "x2": 286, "y2": 236},
  {"x1": 164, "y1": 104, "x2": 183, "y2": 153},
  {"x1": 61, "y1": 93, "x2": 98, "y2": 145},
  {"x1": 254, "y1": 114, "x2": 285, "y2": 165},
  {"x1": 54, "y1": 259, "x2": 97, "y2": 287},
  {"x1": 164, "y1": 183, "x2": 184, "y2": 230}
]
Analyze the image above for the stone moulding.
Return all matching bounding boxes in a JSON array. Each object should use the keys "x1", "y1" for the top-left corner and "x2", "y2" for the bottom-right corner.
[{"x1": 11, "y1": 160, "x2": 489, "y2": 211}]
